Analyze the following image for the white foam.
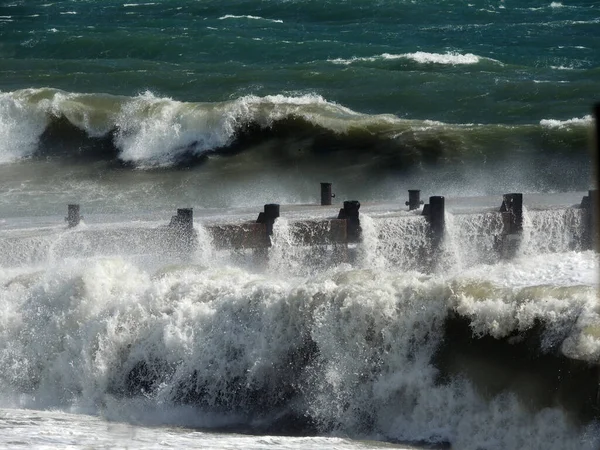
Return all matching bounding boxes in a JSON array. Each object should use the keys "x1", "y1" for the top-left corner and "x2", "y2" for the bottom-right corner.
[
  {"x1": 550, "y1": 65, "x2": 576, "y2": 70},
  {"x1": 393, "y1": 51, "x2": 483, "y2": 65},
  {"x1": 328, "y1": 51, "x2": 498, "y2": 66},
  {"x1": 218, "y1": 15, "x2": 283, "y2": 24},
  {"x1": 0, "y1": 407, "x2": 387, "y2": 450},
  {"x1": 0, "y1": 90, "x2": 50, "y2": 163},
  {"x1": 114, "y1": 91, "x2": 362, "y2": 166},
  {"x1": 0, "y1": 228, "x2": 598, "y2": 448},
  {"x1": 540, "y1": 114, "x2": 592, "y2": 128}
]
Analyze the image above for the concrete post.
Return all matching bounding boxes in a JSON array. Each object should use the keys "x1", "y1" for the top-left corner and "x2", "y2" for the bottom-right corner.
[
  {"x1": 169, "y1": 208, "x2": 195, "y2": 251},
  {"x1": 177, "y1": 208, "x2": 193, "y2": 232},
  {"x1": 66, "y1": 204, "x2": 81, "y2": 228},
  {"x1": 321, "y1": 182, "x2": 335, "y2": 206},
  {"x1": 581, "y1": 190, "x2": 598, "y2": 250}
]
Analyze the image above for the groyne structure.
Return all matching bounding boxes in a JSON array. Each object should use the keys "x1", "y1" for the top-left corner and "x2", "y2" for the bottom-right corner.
[
  {"x1": 57, "y1": 187, "x2": 597, "y2": 258},
  {"x1": 39, "y1": 189, "x2": 597, "y2": 419}
]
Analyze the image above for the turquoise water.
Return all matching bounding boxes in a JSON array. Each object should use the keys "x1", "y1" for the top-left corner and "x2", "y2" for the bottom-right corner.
[
  {"x1": 0, "y1": 0, "x2": 598, "y2": 214},
  {"x1": 1, "y1": 1, "x2": 598, "y2": 122},
  {"x1": 1, "y1": 3, "x2": 600, "y2": 448}
]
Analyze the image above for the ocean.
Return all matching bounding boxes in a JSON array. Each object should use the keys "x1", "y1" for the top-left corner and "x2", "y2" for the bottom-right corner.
[{"x1": 1, "y1": 0, "x2": 599, "y2": 449}]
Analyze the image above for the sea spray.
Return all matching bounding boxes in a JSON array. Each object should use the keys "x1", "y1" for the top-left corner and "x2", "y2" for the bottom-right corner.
[
  {"x1": 357, "y1": 214, "x2": 431, "y2": 272},
  {"x1": 0, "y1": 90, "x2": 49, "y2": 163},
  {"x1": 1, "y1": 234, "x2": 599, "y2": 448},
  {"x1": 518, "y1": 207, "x2": 585, "y2": 256},
  {"x1": 0, "y1": 88, "x2": 592, "y2": 177},
  {"x1": 1, "y1": 0, "x2": 599, "y2": 447}
]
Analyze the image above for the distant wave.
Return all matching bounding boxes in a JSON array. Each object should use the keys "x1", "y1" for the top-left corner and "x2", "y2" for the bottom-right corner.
[
  {"x1": 218, "y1": 14, "x2": 283, "y2": 23},
  {"x1": 329, "y1": 51, "x2": 502, "y2": 66},
  {"x1": 123, "y1": 3, "x2": 159, "y2": 7},
  {"x1": 0, "y1": 88, "x2": 592, "y2": 169},
  {"x1": 527, "y1": 2, "x2": 566, "y2": 10},
  {"x1": 540, "y1": 115, "x2": 593, "y2": 129}
]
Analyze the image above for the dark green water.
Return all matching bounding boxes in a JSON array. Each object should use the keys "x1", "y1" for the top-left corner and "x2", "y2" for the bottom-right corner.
[
  {"x1": 0, "y1": 0, "x2": 598, "y2": 209},
  {"x1": 2, "y1": 1, "x2": 598, "y2": 120}
]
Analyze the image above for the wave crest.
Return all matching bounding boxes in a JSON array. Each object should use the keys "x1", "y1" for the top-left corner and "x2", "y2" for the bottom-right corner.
[
  {"x1": 0, "y1": 88, "x2": 593, "y2": 169},
  {"x1": 329, "y1": 51, "x2": 502, "y2": 66}
]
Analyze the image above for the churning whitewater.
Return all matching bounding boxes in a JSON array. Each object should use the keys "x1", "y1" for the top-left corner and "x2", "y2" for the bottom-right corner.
[
  {"x1": 1, "y1": 201, "x2": 599, "y2": 449},
  {"x1": 1, "y1": 0, "x2": 599, "y2": 448},
  {"x1": 0, "y1": 88, "x2": 593, "y2": 168}
]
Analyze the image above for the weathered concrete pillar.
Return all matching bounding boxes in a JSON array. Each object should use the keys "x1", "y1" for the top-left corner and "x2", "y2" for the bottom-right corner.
[
  {"x1": 581, "y1": 190, "x2": 598, "y2": 250},
  {"x1": 592, "y1": 102, "x2": 600, "y2": 251},
  {"x1": 405, "y1": 189, "x2": 424, "y2": 211},
  {"x1": 338, "y1": 200, "x2": 361, "y2": 242},
  {"x1": 321, "y1": 182, "x2": 335, "y2": 206},
  {"x1": 500, "y1": 193, "x2": 523, "y2": 233},
  {"x1": 496, "y1": 193, "x2": 523, "y2": 258},
  {"x1": 596, "y1": 365, "x2": 600, "y2": 413},
  {"x1": 66, "y1": 204, "x2": 81, "y2": 228},
  {"x1": 422, "y1": 196, "x2": 445, "y2": 244},
  {"x1": 177, "y1": 208, "x2": 194, "y2": 231},
  {"x1": 169, "y1": 208, "x2": 195, "y2": 251},
  {"x1": 256, "y1": 203, "x2": 280, "y2": 237},
  {"x1": 595, "y1": 102, "x2": 600, "y2": 182}
]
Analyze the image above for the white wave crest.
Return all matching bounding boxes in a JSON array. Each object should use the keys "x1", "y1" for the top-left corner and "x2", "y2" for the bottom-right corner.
[
  {"x1": 218, "y1": 14, "x2": 283, "y2": 23},
  {"x1": 539, "y1": 115, "x2": 593, "y2": 128},
  {"x1": 112, "y1": 91, "x2": 400, "y2": 166},
  {"x1": 329, "y1": 51, "x2": 500, "y2": 66},
  {"x1": 0, "y1": 88, "x2": 403, "y2": 167},
  {"x1": 0, "y1": 248, "x2": 598, "y2": 449},
  {"x1": 393, "y1": 51, "x2": 483, "y2": 65},
  {"x1": 0, "y1": 89, "x2": 52, "y2": 164},
  {"x1": 113, "y1": 91, "x2": 355, "y2": 166},
  {"x1": 0, "y1": 88, "x2": 127, "y2": 164},
  {"x1": 114, "y1": 91, "x2": 235, "y2": 166}
]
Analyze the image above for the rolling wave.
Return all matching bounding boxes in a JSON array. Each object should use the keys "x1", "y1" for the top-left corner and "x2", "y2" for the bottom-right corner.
[
  {"x1": 0, "y1": 249, "x2": 598, "y2": 446},
  {"x1": 0, "y1": 88, "x2": 593, "y2": 169}
]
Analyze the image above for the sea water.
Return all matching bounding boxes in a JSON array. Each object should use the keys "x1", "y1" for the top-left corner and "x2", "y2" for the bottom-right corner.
[
  {"x1": 1, "y1": 199, "x2": 599, "y2": 449},
  {"x1": 1, "y1": 1, "x2": 599, "y2": 449}
]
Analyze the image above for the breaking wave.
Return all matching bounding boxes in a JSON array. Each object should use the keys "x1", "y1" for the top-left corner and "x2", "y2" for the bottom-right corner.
[
  {"x1": 0, "y1": 208, "x2": 599, "y2": 448},
  {"x1": 0, "y1": 88, "x2": 592, "y2": 170},
  {"x1": 329, "y1": 51, "x2": 500, "y2": 66}
]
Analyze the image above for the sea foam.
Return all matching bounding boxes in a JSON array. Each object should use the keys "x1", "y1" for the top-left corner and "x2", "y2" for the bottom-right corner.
[
  {"x1": 0, "y1": 205, "x2": 599, "y2": 448},
  {"x1": 329, "y1": 51, "x2": 497, "y2": 66},
  {"x1": 540, "y1": 115, "x2": 593, "y2": 128}
]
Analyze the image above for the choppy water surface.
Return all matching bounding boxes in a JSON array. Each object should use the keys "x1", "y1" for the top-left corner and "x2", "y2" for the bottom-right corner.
[{"x1": 0, "y1": 1, "x2": 599, "y2": 449}]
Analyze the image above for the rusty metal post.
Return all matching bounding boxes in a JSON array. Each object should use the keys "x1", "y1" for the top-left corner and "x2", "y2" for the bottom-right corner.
[
  {"x1": 321, "y1": 182, "x2": 335, "y2": 206},
  {"x1": 500, "y1": 193, "x2": 523, "y2": 234},
  {"x1": 427, "y1": 196, "x2": 445, "y2": 243},
  {"x1": 581, "y1": 190, "x2": 598, "y2": 250},
  {"x1": 406, "y1": 190, "x2": 424, "y2": 211},
  {"x1": 496, "y1": 193, "x2": 523, "y2": 258}
]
